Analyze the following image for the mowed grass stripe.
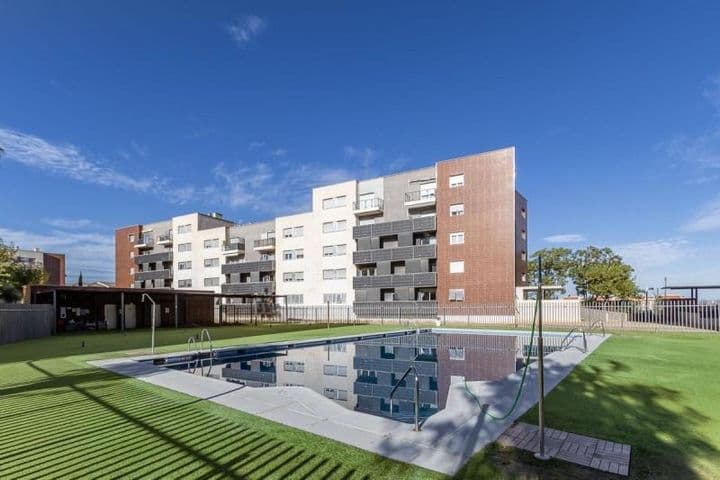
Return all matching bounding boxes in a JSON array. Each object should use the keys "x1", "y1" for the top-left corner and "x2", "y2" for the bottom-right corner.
[{"x1": 0, "y1": 326, "x2": 441, "y2": 480}]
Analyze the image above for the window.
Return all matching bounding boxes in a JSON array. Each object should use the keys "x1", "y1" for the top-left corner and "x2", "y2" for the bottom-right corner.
[
  {"x1": 294, "y1": 226, "x2": 304, "y2": 237},
  {"x1": 128, "y1": 234, "x2": 135, "y2": 242},
  {"x1": 357, "y1": 266, "x2": 376, "y2": 277},
  {"x1": 286, "y1": 294, "x2": 304, "y2": 305},
  {"x1": 521, "y1": 229, "x2": 527, "y2": 240},
  {"x1": 323, "y1": 244, "x2": 346, "y2": 257},
  {"x1": 323, "y1": 293, "x2": 346, "y2": 304},
  {"x1": 178, "y1": 261, "x2": 192, "y2": 270},
  {"x1": 449, "y1": 288, "x2": 465, "y2": 302},
  {"x1": 323, "y1": 364, "x2": 348, "y2": 377},
  {"x1": 322, "y1": 220, "x2": 347, "y2": 233},
  {"x1": 282, "y1": 225, "x2": 304, "y2": 238},
  {"x1": 284, "y1": 361, "x2": 305, "y2": 373},
  {"x1": 450, "y1": 261, "x2": 465, "y2": 273},
  {"x1": 130, "y1": 251, "x2": 135, "y2": 258},
  {"x1": 521, "y1": 207, "x2": 527, "y2": 219},
  {"x1": 204, "y1": 277, "x2": 220, "y2": 287},
  {"x1": 449, "y1": 347, "x2": 465, "y2": 360},
  {"x1": 177, "y1": 224, "x2": 192, "y2": 234},
  {"x1": 450, "y1": 232, "x2": 465, "y2": 245},
  {"x1": 522, "y1": 273, "x2": 528, "y2": 282},
  {"x1": 178, "y1": 279, "x2": 192, "y2": 288},
  {"x1": 130, "y1": 267, "x2": 135, "y2": 275},
  {"x1": 449, "y1": 174, "x2": 465, "y2": 188},
  {"x1": 178, "y1": 242, "x2": 192, "y2": 252},
  {"x1": 450, "y1": 203, "x2": 465, "y2": 216},
  {"x1": 282, "y1": 271, "x2": 304, "y2": 282},
  {"x1": 323, "y1": 268, "x2": 347, "y2": 280},
  {"x1": 323, "y1": 388, "x2": 348, "y2": 401},
  {"x1": 283, "y1": 249, "x2": 304, "y2": 260},
  {"x1": 204, "y1": 258, "x2": 220, "y2": 268},
  {"x1": 203, "y1": 238, "x2": 219, "y2": 248},
  {"x1": 521, "y1": 251, "x2": 527, "y2": 261},
  {"x1": 322, "y1": 195, "x2": 347, "y2": 209},
  {"x1": 283, "y1": 227, "x2": 293, "y2": 238}
]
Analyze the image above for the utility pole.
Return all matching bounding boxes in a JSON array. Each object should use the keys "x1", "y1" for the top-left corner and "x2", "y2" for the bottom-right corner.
[{"x1": 535, "y1": 255, "x2": 550, "y2": 461}]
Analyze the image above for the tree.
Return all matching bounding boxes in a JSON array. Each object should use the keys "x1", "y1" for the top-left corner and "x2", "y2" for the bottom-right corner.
[
  {"x1": 77, "y1": 271, "x2": 83, "y2": 287},
  {"x1": 0, "y1": 239, "x2": 47, "y2": 302},
  {"x1": 527, "y1": 245, "x2": 639, "y2": 300},
  {"x1": 569, "y1": 246, "x2": 638, "y2": 300}
]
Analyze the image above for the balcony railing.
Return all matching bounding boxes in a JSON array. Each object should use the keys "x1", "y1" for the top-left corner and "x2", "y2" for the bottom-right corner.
[
  {"x1": 221, "y1": 260, "x2": 275, "y2": 275},
  {"x1": 134, "y1": 269, "x2": 173, "y2": 281},
  {"x1": 353, "y1": 197, "x2": 384, "y2": 213},
  {"x1": 353, "y1": 244, "x2": 436, "y2": 264},
  {"x1": 222, "y1": 241, "x2": 246, "y2": 254},
  {"x1": 133, "y1": 251, "x2": 173, "y2": 264},
  {"x1": 135, "y1": 237, "x2": 154, "y2": 248},
  {"x1": 353, "y1": 272, "x2": 437, "y2": 289},
  {"x1": 404, "y1": 189, "x2": 436, "y2": 205},
  {"x1": 353, "y1": 216, "x2": 436, "y2": 239},
  {"x1": 157, "y1": 233, "x2": 173, "y2": 244},
  {"x1": 253, "y1": 238, "x2": 276, "y2": 250},
  {"x1": 221, "y1": 281, "x2": 274, "y2": 295}
]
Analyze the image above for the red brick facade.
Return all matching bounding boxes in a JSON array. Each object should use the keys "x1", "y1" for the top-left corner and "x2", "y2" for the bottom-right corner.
[
  {"x1": 436, "y1": 148, "x2": 522, "y2": 305},
  {"x1": 115, "y1": 225, "x2": 140, "y2": 288}
]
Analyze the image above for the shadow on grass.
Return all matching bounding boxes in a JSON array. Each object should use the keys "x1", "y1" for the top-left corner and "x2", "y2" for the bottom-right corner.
[
  {"x1": 0, "y1": 361, "x2": 436, "y2": 480},
  {"x1": 453, "y1": 359, "x2": 717, "y2": 479}
]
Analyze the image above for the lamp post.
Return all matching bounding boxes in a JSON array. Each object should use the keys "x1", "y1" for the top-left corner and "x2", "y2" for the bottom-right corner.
[
  {"x1": 535, "y1": 255, "x2": 550, "y2": 461},
  {"x1": 141, "y1": 293, "x2": 156, "y2": 353}
]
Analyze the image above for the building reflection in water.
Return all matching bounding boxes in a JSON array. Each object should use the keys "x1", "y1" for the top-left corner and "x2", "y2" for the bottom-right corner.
[{"x1": 219, "y1": 333, "x2": 522, "y2": 422}]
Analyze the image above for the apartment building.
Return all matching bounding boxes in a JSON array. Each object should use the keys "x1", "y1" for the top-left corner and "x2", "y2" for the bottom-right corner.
[
  {"x1": 16, "y1": 248, "x2": 66, "y2": 285},
  {"x1": 114, "y1": 147, "x2": 528, "y2": 308}
]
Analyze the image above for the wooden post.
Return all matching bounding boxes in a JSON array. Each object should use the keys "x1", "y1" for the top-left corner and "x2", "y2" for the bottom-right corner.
[{"x1": 174, "y1": 293, "x2": 178, "y2": 328}]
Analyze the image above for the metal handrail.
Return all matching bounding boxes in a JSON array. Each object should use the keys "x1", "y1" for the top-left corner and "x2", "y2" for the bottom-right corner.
[
  {"x1": 199, "y1": 329, "x2": 214, "y2": 377},
  {"x1": 187, "y1": 337, "x2": 198, "y2": 374},
  {"x1": 388, "y1": 351, "x2": 423, "y2": 431},
  {"x1": 559, "y1": 327, "x2": 587, "y2": 353}
]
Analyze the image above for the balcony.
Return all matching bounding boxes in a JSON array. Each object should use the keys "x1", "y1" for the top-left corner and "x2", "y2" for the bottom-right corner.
[
  {"x1": 133, "y1": 251, "x2": 173, "y2": 265},
  {"x1": 134, "y1": 237, "x2": 154, "y2": 249},
  {"x1": 221, "y1": 260, "x2": 275, "y2": 275},
  {"x1": 404, "y1": 189, "x2": 436, "y2": 208},
  {"x1": 353, "y1": 272, "x2": 436, "y2": 289},
  {"x1": 134, "y1": 269, "x2": 173, "y2": 281},
  {"x1": 253, "y1": 237, "x2": 276, "y2": 252},
  {"x1": 353, "y1": 216, "x2": 435, "y2": 239},
  {"x1": 353, "y1": 197, "x2": 383, "y2": 216},
  {"x1": 156, "y1": 233, "x2": 172, "y2": 245},
  {"x1": 353, "y1": 244, "x2": 436, "y2": 264},
  {"x1": 221, "y1": 282, "x2": 274, "y2": 295},
  {"x1": 222, "y1": 240, "x2": 246, "y2": 256}
]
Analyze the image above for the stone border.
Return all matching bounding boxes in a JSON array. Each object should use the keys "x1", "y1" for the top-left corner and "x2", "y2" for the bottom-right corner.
[{"x1": 90, "y1": 329, "x2": 609, "y2": 474}]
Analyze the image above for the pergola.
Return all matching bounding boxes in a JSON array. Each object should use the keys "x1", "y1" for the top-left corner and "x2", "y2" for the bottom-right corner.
[{"x1": 664, "y1": 285, "x2": 720, "y2": 302}]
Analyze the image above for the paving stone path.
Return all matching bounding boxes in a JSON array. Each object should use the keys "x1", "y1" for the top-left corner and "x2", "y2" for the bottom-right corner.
[{"x1": 498, "y1": 422, "x2": 630, "y2": 476}]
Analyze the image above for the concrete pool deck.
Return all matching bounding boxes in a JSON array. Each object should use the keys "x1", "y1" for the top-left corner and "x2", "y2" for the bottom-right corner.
[{"x1": 90, "y1": 329, "x2": 609, "y2": 475}]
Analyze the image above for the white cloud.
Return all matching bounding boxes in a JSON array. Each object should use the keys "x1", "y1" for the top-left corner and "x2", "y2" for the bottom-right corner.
[
  {"x1": 271, "y1": 148, "x2": 287, "y2": 157},
  {"x1": 226, "y1": 16, "x2": 266, "y2": 48},
  {"x1": 0, "y1": 227, "x2": 114, "y2": 281},
  {"x1": 344, "y1": 146, "x2": 377, "y2": 170},
  {"x1": 615, "y1": 238, "x2": 692, "y2": 268},
  {"x1": 543, "y1": 233, "x2": 586, "y2": 244},
  {"x1": 41, "y1": 218, "x2": 94, "y2": 229},
  {"x1": 683, "y1": 196, "x2": 720, "y2": 232},
  {"x1": 0, "y1": 128, "x2": 153, "y2": 191}
]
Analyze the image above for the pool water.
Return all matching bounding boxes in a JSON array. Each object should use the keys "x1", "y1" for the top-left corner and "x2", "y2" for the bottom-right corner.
[{"x1": 156, "y1": 332, "x2": 561, "y2": 423}]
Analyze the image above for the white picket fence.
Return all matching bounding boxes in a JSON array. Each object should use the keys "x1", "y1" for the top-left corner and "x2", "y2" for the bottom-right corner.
[{"x1": 219, "y1": 300, "x2": 720, "y2": 333}]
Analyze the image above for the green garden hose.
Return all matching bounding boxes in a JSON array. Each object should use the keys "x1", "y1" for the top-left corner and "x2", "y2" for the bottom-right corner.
[{"x1": 463, "y1": 295, "x2": 540, "y2": 420}]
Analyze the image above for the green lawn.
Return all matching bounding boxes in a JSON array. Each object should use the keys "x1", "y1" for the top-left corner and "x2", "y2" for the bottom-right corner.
[
  {"x1": 458, "y1": 332, "x2": 720, "y2": 479},
  {"x1": 1, "y1": 326, "x2": 718, "y2": 479}
]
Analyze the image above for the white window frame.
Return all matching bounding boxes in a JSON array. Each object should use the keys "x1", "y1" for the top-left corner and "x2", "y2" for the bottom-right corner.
[
  {"x1": 178, "y1": 279, "x2": 192, "y2": 288},
  {"x1": 449, "y1": 174, "x2": 465, "y2": 188},
  {"x1": 322, "y1": 195, "x2": 347, "y2": 210},
  {"x1": 204, "y1": 258, "x2": 220, "y2": 268},
  {"x1": 450, "y1": 203, "x2": 465, "y2": 216},
  {"x1": 323, "y1": 293, "x2": 346, "y2": 304},
  {"x1": 178, "y1": 261, "x2": 192, "y2": 270},
  {"x1": 177, "y1": 224, "x2": 192, "y2": 234},
  {"x1": 203, "y1": 238, "x2": 219, "y2": 248},
  {"x1": 286, "y1": 294, "x2": 304, "y2": 305},
  {"x1": 178, "y1": 242, "x2": 192, "y2": 252},
  {"x1": 449, "y1": 347, "x2": 465, "y2": 360},
  {"x1": 449, "y1": 232, "x2": 465, "y2": 245},
  {"x1": 449, "y1": 288, "x2": 465, "y2": 302},
  {"x1": 450, "y1": 261, "x2": 465, "y2": 273},
  {"x1": 203, "y1": 277, "x2": 220, "y2": 287}
]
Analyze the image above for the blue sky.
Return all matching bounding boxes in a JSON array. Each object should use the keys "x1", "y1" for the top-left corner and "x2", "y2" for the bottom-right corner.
[{"x1": 1, "y1": 1, "x2": 719, "y2": 294}]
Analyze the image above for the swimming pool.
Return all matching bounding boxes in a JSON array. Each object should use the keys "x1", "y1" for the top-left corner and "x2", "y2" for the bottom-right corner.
[{"x1": 145, "y1": 329, "x2": 568, "y2": 423}]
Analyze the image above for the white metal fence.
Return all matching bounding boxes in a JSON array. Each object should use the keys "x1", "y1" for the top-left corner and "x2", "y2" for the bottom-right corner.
[{"x1": 217, "y1": 300, "x2": 720, "y2": 332}]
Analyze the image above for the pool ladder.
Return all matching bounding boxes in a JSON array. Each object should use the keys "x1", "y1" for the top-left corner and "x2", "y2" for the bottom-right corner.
[{"x1": 186, "y1": 329, "x2": 214, "y2": 377}]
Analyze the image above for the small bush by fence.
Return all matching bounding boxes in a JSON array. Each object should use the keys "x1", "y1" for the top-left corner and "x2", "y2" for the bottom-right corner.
[
  {"x1": 0, "y1": 304, "x2": 55, "y2": 344},
  {"x1": 217, "y1": 300, "x2": 719, "y2": 332}
]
